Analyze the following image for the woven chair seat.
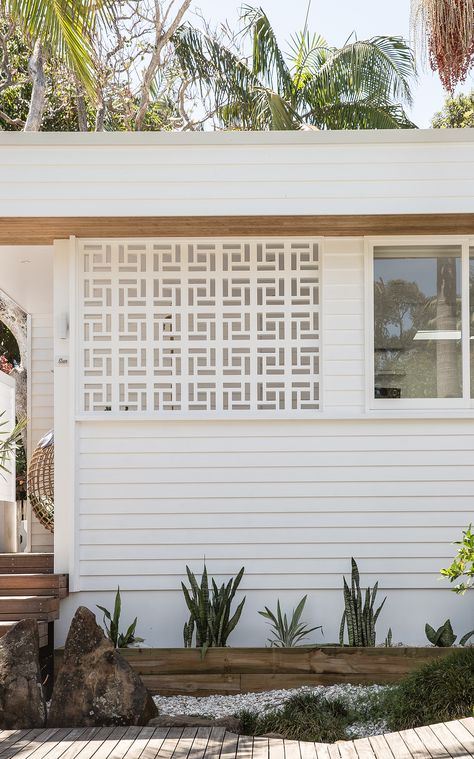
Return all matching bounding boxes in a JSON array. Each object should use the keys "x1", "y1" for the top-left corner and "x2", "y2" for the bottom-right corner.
[{"x1": 27, "y1": 430, "x2": 54, "y2": 533}]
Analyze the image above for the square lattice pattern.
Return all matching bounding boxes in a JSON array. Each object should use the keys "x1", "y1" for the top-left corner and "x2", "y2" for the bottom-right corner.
[{"x1": 78, "y1": 240, "x2": 320, "y2": 414}]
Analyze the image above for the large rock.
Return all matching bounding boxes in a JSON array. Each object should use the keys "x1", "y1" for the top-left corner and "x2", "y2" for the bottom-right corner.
[
  {"x1": 0, "y1": 619, "x2": 46, "y2": 728},
  {"x1": 48, "y1": 606, "x2": 157, "y2": 727}
]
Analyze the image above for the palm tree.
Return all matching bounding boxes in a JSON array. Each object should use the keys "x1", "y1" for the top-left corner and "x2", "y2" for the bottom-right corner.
[
  {"x1": 174, "y1": 5, "x2": 417, "y2": 130},
  {"x1": 0, "y1": 0, "x2": 109, "y2": 130}
]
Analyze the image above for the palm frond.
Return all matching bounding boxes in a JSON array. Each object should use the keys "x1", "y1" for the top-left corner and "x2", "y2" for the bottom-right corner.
[
  {"x1": 305, "y1": 99, "x2": 416, "y2": 130},
  {"x1": 240, "y1": 5, "x2": 292, "y2": 98},
  {"x1": 313, "y1": 37, "x2": 415, "y2": 109},
  {"x1": 287, "y1": 31, "x2": 329, "y2": 90},
  {"x1": 174, "y1": 24, "x2": 258, "y2": 110},
  {"x1": 0, "y1": 0, "x2": 110, "y2": 95}
]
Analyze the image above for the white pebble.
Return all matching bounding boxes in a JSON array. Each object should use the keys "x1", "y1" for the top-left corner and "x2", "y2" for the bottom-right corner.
[{"x1": 153, "y1": 682, "x2": 390, "y2": 739}]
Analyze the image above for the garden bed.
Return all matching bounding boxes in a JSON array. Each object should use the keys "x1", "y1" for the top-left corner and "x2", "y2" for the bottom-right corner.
[{"x1": 55, "y1": 646, "x2": 459, "y2": 696}]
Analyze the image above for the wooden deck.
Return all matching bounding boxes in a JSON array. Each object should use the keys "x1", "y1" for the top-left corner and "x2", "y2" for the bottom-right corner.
[{"x1": 2, "y1": 720, "x2": 474, "y2": 759}]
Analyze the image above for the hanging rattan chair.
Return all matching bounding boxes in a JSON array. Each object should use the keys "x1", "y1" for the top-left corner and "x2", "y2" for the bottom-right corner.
[{"x1": 27, "y1": 430, "x2": 54, "y2": 533}]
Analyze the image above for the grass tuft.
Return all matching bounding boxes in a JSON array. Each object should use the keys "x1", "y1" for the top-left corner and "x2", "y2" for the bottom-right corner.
[
  {"x1": 238, "y1": 692, "x2": 356, "y2": 742},
  {"x1": 385, "y1": 648, "x2": 474, "y2": 730}
]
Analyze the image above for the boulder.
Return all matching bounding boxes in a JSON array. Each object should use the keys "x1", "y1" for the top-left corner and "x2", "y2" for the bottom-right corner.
[
  {"x1": 48, "y1": 606, "x2": 157, "y2": 727},
  {"x1": 0, "y1": 619, "x2": 46, "y2": 728},
  {"x1": 147, "y1": 715, "x2": 242, "y2": 732}
]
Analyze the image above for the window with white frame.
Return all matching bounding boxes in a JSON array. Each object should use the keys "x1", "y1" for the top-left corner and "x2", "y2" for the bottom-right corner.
[
  {"x1": 370, "y1": 240, "x2": 474, "y2": 407},
  {"x1": 77, "y1": 239, "x2": 321, "y2": 415}
]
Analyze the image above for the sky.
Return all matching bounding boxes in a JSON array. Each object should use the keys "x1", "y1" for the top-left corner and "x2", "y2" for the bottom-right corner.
[{"x1": 189, "y1": 0, "x2": 474, "y2": 127}]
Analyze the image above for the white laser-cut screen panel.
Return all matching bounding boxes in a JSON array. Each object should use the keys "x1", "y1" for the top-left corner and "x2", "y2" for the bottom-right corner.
[{"x1": 77, "y1": 239, "x2": 320, "y2": 415}]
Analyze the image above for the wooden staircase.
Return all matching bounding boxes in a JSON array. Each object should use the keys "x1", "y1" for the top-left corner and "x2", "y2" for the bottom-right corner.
[{"x1": 0, "y1": 553, "x2": 68, "y2": 693}]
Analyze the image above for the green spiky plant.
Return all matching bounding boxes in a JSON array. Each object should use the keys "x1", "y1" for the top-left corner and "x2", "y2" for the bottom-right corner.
[
  {"x1": 0, "y1": 412, "x2": 25, "y2": 478},
  {"x1": 181, "y1": 563, "x2": 246, "y2": 656},
  {"x1": 339, "y1": 558, "x2": 386, "y2": 647},
  {"x1": 425, "y1": 618, "x2": 474, "y2": 647},
  {"x1": 259, "y1": 595, "x2": 322, "y2": 647},
  {"x1": 425, "y1": 619, "x2": 456, "y2": 647},
  {"x1": 97, "y1": 586, "x2": 144, "y2": 649}
]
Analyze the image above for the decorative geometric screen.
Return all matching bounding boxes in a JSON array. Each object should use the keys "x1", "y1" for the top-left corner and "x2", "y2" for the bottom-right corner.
[{"x1": 77, "y1": 239, "x2": 320, "y2": 415}]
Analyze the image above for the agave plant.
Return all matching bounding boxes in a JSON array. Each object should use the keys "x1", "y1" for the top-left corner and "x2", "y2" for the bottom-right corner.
[
  {"x1": 182, "y1": 563, "x2": 246, "y2": 656},
  {"x1": 259, "y1": 595, "x2": 322, "y2": 647},
  {"x1": 339, "y1": 558, "x2": 386, "y2": 647}
]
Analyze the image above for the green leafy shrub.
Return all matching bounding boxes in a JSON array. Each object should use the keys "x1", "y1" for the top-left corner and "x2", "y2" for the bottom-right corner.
[
  {"x1": 441, "y1": 524, "x2": 474, "y2": 594},
  {"x1": 182, "y1": 563, "x2": 245, "y2": 654},
  {"x1": 97, "y1": 587, "x2": 143, "y2": 648},
  {"x1": 385, "y1": 648, "x2": 474, "y2": 730},
  {"x1": 339, "y1": 558, "x2": 386, "y2": 646},
  {"x1": 258, "y1": 595, "x2": 322, "y2": 647}
]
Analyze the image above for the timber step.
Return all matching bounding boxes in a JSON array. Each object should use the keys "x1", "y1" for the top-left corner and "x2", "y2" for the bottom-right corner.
[
  {"x1": 0, "y1": 620, "x2": 49, "y2": 647},
  {"x1": 0, "y1": 553, "x2": 54, "y2": 574},
  {"x1": 0, "y1": 595, "x2": 60, "y2": 622},
  {"x1": 0, "y1": 573, "x2": 68, "y2": 598},
  {"x1": 0, "y1": 553, "x2": 67, "y2": 697}
]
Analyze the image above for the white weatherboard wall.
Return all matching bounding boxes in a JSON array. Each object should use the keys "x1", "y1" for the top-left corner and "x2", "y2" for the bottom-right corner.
[
  {"x1": 54, "y1": 234, "x2": 474, "y2": 647},
  {"x1": 0, "y1": 130, "x2": 474, "y2": 217},
  {"x1": 2, "y1": 130, "x2": 470, "y2": 646},
  {"x1": 0, "y1": 247, "x2": 54, "y2": 552}
]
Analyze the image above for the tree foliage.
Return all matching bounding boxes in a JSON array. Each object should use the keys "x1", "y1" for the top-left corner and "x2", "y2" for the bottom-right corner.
[
  {"x1": 174, "y1": 5, "x2": 417, "y2": 130},
  {"x1": 432, "y1": 90, "x2": 474, "y2": 128},
  {"x1": 0, "y1": 1, "x2": 197, "y2": 131},
  {"x1": 0, "y1": 0, "x2": 106, "y2": 96}
]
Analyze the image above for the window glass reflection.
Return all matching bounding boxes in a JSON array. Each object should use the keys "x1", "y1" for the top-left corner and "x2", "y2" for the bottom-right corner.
[{"x1": 374, "y1": 245, "x2": 462, "y2": 399}]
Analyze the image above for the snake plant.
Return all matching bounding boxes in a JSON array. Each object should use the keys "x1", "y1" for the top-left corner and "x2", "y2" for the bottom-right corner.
[
  {"x1": 97, "y1": 586, "x2": 144, "y2": 648},
  {"x1": 339, "y1": 558, "x2": 386, "y2": 647},
  {"x1": 181, "y1": 563, "x2": 246, "y2": 655}
]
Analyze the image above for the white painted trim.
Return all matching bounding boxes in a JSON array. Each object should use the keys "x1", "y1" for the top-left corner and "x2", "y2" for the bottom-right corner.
[
  {"x1": 366, "y1": 235, "x2": 470, "y2": 411},
  {"x1": 318, "y1": 238, "x2": 325, "y2": 413},
  {"x1": 461, "y1": 239, "x2": 470, "y2": 403},
  {"x1": 25, "y1": 313, "x2": 32, "y2": 553},
  {"x1": 1, "y1": 129, "x2": 474, "y2": 147},
  {"x1": 363, "y1": 237, "x2": 374, "y2": 414},
  {"x1": 53, "y1": 238, "x2": 78, "y2": 583}
]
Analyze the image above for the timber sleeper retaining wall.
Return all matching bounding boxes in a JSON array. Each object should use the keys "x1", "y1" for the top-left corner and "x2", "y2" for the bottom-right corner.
[{"x1": 54, "y1": 646, "x2": 457, "y2": 696}]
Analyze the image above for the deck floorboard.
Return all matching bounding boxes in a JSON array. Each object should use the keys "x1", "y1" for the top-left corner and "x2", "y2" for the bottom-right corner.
[{"x1": 1, "y1": 721, "x2": 474, "y2": 759}]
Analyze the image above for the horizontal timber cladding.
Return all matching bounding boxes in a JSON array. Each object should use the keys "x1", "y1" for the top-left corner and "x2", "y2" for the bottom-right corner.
[
  {"x1": 53, "y1": 647, "x2": 458, "y2": 694},
  {"x1": 76, "y1": 417, "x2": 474, "y2": 593},
  {"x1": 2, "y1": 215, "x2": 474, "y2": 245}
]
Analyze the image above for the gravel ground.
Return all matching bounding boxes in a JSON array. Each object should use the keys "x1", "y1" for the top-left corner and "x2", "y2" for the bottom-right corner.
[{"x1": 153, "y1": 684, "x2": 390, "y2": 738}]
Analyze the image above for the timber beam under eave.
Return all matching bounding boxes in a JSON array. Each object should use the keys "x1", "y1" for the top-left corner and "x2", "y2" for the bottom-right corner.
[{"x1": 1, "y1": 214, "x2": 474, "y2": 245}]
